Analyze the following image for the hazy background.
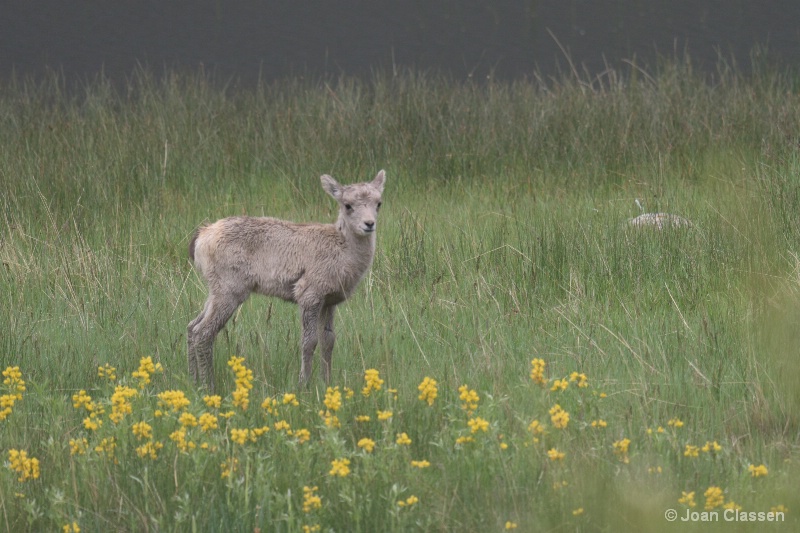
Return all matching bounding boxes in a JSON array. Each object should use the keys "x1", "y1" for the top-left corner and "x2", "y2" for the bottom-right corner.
[{"x1": 3, "y1": 0, "x2": 800, "y2": 86}]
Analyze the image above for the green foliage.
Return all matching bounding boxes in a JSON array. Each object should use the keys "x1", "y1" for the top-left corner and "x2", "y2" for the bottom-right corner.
[{"x1": 1, "y1": 60, "x2": 799, "y2": 531}]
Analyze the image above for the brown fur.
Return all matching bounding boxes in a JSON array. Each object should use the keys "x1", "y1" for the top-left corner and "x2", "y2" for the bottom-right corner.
[{"x1": 187, "y1": 170, "x2": 386, "y2": 391}]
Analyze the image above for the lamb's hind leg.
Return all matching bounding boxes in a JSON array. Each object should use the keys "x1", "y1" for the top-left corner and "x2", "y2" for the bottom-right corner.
[
  {"x1": 319, "y1": 305, "x2": 337, "y2": 384},
  {"x1": 188, "y1": 292, "x2": 248, "y2": 391},
  {"x1": 299, "y1": 301, "x2": 324, "y2": 386},
  {"x1": 187, "y1": 298, "x2": 213, "y2": 383}
]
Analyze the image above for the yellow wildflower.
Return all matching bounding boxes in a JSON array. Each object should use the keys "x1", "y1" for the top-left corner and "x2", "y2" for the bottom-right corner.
[
  {"x1": 3, "y1": 366, "x2": 25, "y2": 389},
  {"x1": 170, "y1": 427, "x2": 194, "y2": 453},
  {"x1": 455, "y1": 435, "x2": 474, "y2": 445},
  {"x1": 678, "y1": 491, "x2": 696, "y2": 508},
  {"x1": 231, "y1": 428, "x2": 251, "y2": 445},
  {"x1": 282, "y1": 393, "x2": 299, "y2": 406},
  {"x1": 748, "y1": 464, "x2": 768, "y2": 477},
  {"x1": 69, "y1": 438, "x2": 88, "y2": 456},
  {"x1": 569, "y1": 372, "x2": 588, "y2": 388},
  {"x1": 302, "y1": 526, "x2": 321, "y2": 533},
  {"x1": 329, "y1": 458, "x2": 351, "y2": 477},
  {"x1": 261, "y1": 397, "x2": 278, "y2": 415},
  {"x1": 770, "y1": 505, "x2": 788, "y2": 514},
  {"x1": 547, "y1": 448, "x2": 565, "y2": 461},
  {"x1": 410, "y1": 460, "x2": 430, "y2": 468},
  {"x1": 467, "y1": 416, "x2": 489, "y2": 433},
  {"x1": 355, "y1": 415, "x2": 371, "y2": 423},
  {"x1": 667, "y1": 418, "x2": 684, "y2": 428},
  {"x1": 94, "y1": 437, "x2": 116, "y2": 460},
  {"x1": 97, "y1": 363, "x2": 116, "y2": 381},
  {"x1": 704, "y1": 486, "x2": 724, "y2": 510},
  {"x1": 72, "y1": 390, "x2": 94, "y2": 411},
  {"x1": 357, "y1": 438, "x2": 376, "y2": 453},
  {"x1": 550, "y1": 378, "x2": 568, "y2": 392},
  {"x1": 228, "y1": 356, "x2": 253, "y2": 410},
  {"x1": 203, "y1": 395, "x2": 222, "y2": 408},
  {"x1": 505, "y1": 522, "x2": 518, "y2": 530},
  {"x1": 302, "y1": 486, "x2": 322, "y2": 513},
  {"x1": 458, "y1": 385, "x2": 479, "y2": 413},
  {"x1": 377, "y1": 410, "x2": 393, "y2": 421},
  {"x1": 396, "y1": 432, "x2": 412, "y2": 445},
  {"x1": 232, "y1": 386, "x2": 250, "y2": 411},
  {"x1": 549, "y1": 404, "x2": 569, "y2": 429},
  {"x1": 529, "y1": 358, "x2": 547, "y2": 386},
  {"x1": 7, "y1": 449, "x2": 40, "y2": 482},
  {"x1": 220, "y1": 457, "x2": 238, "y2": 478},
  {"x1": 361, "y1": 368, "x2": 384, "y2": 397},
  {"x1": 135, "y1": 440, "x2": 163, "y2": 460},
  {"x1": 132, "y1": 356, "x2": 163, "y2": 388},
  {"x1": 131, "y1": 421, "x2": 153, "y2": 441},
  {"x1": 324, "y1": 387, "x2": 342, "y2": 412},
  {"x1": 527, "y1": 419, "x2": 545, "y2": 443},
  {"x1": 0, "y1": 397, "x2": 16, "y2": 421},
  {"x1": 320, "y1": 410, "x2": 340, "y2": 428},
  {"x1": 157, "y1": 390, "x2": 190, "y2": 412},
  {"x1": 227, "y1": 356, "x2": 253, "y2": 387},
  {"x1": 591, "y1": 419, "x2": 607, "y2": 428},
  {"x1": 723, "y1": 501, "x2": 742, "y2": 511},
  {"x1": 499, "y1": 435, "x2": 508, "y2": 450},
  {"x1": 397, "y1": 495, "x2": 419, "y2": 507},
  {"x1": 83, "y1": 416, "x2": 102, "y2": 431},
  {"x1": 199, "y1": 412, "x2": 219, "y2": 432},
  {"x1": 684, "y1": 445, "x2": 700, "y2": 458},
  {"x1": 2, "y1": 366, "x2": 26, "y2": 421},
  {"x1": 613, "y1": 438, "x2": 631, "y2": 463},
  {"x1": 109, "y1": 385, "x2": 137, "y2": 424},
  {"x1": 179, "y1": 412, "x2": 198, "y2": 427},
  {"x1": 62, "y1": 522, "x2": 80, "y2": 533},
  {"x1": 274, "y1": 420, "x2": 291, "y2": 432},
  {"x1": 417, "y1": 377, "x2": 438, "y2": 405},
  {"x1": 702, "y1": 440, "x2": 722, "y2": 453},
  {"x1": 572, "y1": 508, "x2": 584, "y2": 516},
  {"x1": 294, "y1": 428, "x2": 311, "y2": 444}
]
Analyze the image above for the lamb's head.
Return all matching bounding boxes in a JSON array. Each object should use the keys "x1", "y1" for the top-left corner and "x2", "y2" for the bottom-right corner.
[{"x1": 321, "y1": 170, "x2": 385, "y2": 237}]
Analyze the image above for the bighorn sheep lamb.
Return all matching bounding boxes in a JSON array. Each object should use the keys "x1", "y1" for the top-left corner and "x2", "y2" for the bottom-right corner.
[{"x1": 187, "y1": 170, "x2": 386, "y2": 390}]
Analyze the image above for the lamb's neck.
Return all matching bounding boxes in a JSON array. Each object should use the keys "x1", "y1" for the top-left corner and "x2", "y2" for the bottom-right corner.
[
  {"x1": 337, "y1": 225, "x2": 376, "y2": 270},
  {"x1": 346, "y1": 231, "x2": 376, "y2": 254}
]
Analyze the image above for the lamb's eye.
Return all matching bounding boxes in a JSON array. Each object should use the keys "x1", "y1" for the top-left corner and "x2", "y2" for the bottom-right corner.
[
  {"x1": 377, "y1": 202, "x2": 382, "y2": 210},
  {"x1": 345, "y1": 204, "x2": 352, "y2": 211}
]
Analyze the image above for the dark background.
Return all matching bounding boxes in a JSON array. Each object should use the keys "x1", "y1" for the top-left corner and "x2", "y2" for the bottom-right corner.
[{"x1": 2, "y1": 1, "x2": 799, "y2": 86}]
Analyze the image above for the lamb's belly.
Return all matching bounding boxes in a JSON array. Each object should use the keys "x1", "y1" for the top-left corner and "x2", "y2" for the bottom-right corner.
[
  {"x1": 324, "y1": 292, "x2": 347, "y2": 306},
  {"x1": 254, "y1": 280, "x2": 298, "y2": 303}
]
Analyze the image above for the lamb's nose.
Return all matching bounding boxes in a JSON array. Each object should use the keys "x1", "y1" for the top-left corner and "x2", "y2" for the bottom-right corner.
[{"x1": 364, "y1": 221, "x2": 375, "y2": 229}]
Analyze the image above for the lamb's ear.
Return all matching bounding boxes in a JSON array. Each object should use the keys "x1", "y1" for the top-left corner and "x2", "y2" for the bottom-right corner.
[
  {"x1": 371, "y1": 169, "x2": 386, "y2": 193},
  {"x1": 320, "y1": 174, "x2": 343, "y2": 200}
]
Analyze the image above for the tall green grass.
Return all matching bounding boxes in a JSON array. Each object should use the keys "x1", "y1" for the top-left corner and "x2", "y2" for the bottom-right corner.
[{"x1": 1, "y1": 59, "x2": 799, "y2": 531}]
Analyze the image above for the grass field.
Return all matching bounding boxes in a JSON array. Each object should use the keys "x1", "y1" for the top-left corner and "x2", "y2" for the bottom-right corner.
[{"x1": 1, "y1": 59, "x2": 799, "y2": 531}]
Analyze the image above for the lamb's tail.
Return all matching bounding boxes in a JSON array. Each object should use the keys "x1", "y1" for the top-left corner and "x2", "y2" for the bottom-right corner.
[{"x1": 188, "y1": 229, "x2": 200, "y2": 262}]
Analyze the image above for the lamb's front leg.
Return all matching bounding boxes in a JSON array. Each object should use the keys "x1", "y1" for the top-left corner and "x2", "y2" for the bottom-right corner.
[
  {"x1": 319, "y1": 305, "x2": 337, "y2": 384},
  {"x1": 299, "y1": 301, "x2": 323, "y2": 386}
]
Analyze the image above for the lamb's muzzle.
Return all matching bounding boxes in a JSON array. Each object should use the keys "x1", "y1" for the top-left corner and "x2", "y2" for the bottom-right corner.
[{"x1": 187, "y1": 170, "x2": 386, "y2": 391}]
